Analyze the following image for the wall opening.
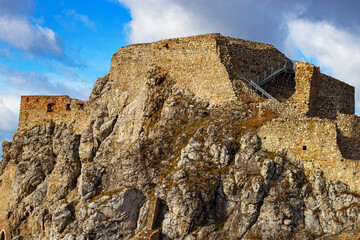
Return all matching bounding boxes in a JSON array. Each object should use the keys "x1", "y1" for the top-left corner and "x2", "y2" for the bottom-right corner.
[
  {"x1": 47, "y1": 104, "x2": 54, "y2": 112},
  {"x1": 79, "y1": 104, "x2": 84, "y2": 110},
  {"x1": 0, "y1": 230, "x2": 5, "y2": 240},
  {"x1": 303, "y1": 146, "x2": 307, "y2": 150},
  {"x1": 66, "y1": 104, "x2": 71, "y2": 111}
]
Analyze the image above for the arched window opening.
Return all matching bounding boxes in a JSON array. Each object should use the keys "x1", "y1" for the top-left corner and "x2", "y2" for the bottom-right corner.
[{"x1": 0, "y1": 230, "x2": 5, "y2": 240}]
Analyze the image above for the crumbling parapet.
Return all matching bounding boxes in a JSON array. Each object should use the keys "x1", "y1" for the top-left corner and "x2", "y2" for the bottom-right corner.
[
  {"x1": 283, "y1": 62, "x2": 354, "y2": 119},
  {"x1": 19, "y1": 95, "x2": 89, "y2": 133},
  {"x1": 258, "y1": 116, "x2": 360, "y2": 193}
]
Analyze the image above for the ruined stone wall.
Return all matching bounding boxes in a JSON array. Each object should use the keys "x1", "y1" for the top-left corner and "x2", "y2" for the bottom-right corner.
[
  {"x1": 216, "y1": 35, "x2": 288, "y2": 81},
  {"x1": 110, "y1": 33, "x2": 289, "y2": 105},
  {"x1": 258, "y1": 117, "x2": 342, "y2": 161},
  {"x1": 19, "y1": 96, "x2": 89, "y2": 133},
  {"x1": 337, "y1": 113, "x2": 360, "y2": 160},
  {"x1": 308, "y1": 73, "x2": 354, "y2": 119},
  {"x1": 283, "y1": 63, "x2": 318, "y2": 117},
  {"x1": 258, "y1": 117, "x2": 360, "y2": 193},
  {"x1": 284, "y1": 62, "x2": 354, "y2": 119}
]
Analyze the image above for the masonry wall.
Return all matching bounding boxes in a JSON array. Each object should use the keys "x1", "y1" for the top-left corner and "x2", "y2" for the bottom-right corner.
[
  {"x1": 284, "y1": 62, "x2": 354, "y2": 119},
  {"x1": 284, "y1": 63, "x2": 318, "y2": 117},
  {"x1": 110, "y1": 33, "x2": 289, "y2": 105},
  {"x1": 216, "y1": 35, "x2": 288, "y2": 81},
  {"x1": 308, "y1": 73, "x2": 354, "y2": 119},
  {"x1": 258, "y1": 117, "x2": 360, "y2": 193},
  {"x1": 19, "y1": 96, "x2": 89, "y2": 133},
  {"x1": 336, "y1": 113, "x2": 360, "y2": 160}
]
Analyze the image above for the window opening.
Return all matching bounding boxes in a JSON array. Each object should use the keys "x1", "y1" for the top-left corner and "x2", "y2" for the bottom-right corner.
[
  {"x1": 303, "y1": 146, "x2": 307, "y2": 150},
  {"x1": 47, "y1": 104, "x2": 54, "y2": 112},
  {"x1": 0, "y1": 231, "x2": 4, "y2": 240},
  {"x1": 79, "y1": 104, "x2": 84, "y2": 110},
  {"x1": 47, "y1": 98, "x2": 49, "y2": 102},
  {"x1": 66, "y1": 104, "x2": 71, "y2": 111}
]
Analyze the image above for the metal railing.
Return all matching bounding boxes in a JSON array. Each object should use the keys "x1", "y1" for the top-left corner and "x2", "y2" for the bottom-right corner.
[
  {"x1": 255, "y1": 60, "x2": 295, "y2": 86},
  {"x1": 240, "y1": 77, "x2": 279, "y2": 102},
  {"x1": 239, "y1": 59, "x2": 299, "y2": 102}
]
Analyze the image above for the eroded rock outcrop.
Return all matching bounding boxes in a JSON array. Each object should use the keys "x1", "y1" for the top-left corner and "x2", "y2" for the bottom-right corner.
[{"x1": 1, "y1": 34, "x2": 360, "y2": 239}]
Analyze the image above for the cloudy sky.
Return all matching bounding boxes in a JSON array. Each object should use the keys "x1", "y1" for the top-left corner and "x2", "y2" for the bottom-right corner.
[{"x1": 1, "y1": 0, "x2": 360, "y2": 154}]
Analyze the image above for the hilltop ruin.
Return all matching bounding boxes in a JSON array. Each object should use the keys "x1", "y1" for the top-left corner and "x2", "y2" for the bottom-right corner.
[
  {"x1": 1, "y1": 33, "x2": 360, "y2": 239},
  {"x1": 18, "y1": 33, "x2": 360, "y2": 192}
]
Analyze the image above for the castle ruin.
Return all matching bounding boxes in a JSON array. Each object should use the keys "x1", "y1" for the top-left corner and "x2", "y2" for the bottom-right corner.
[
  {"x1": 19, "y1": 95, "x2": 88, "y2": 134},
  {"x1": 17, "y1": 33, "x2": 360, "y2": 193}
]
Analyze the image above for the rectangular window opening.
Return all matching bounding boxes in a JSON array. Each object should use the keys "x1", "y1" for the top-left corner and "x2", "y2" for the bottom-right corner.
[
  {"x1": 66, "y1": 104, "x2": 71, "y2": 111},
  {"x1": 303, "y1": 146, "x2": 307, "y2": 150},
  {"x1": 47, "y1": 104, "x2": 54, "y2": 112},
  {"x1": 79, "y1": 103, "x2": 84, "y2": 110}
]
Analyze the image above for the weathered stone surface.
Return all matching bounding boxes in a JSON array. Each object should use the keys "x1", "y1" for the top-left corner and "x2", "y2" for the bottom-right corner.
[{"x1": 0, "y1": 34, "x2": 360, "y2": 239}]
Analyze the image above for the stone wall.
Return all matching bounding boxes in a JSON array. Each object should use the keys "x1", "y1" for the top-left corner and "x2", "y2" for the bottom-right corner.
[
  {"x1": 216, "y1": 35, "x2": 288, "y2": 81},
  {"x1": 308, "y1": 73, "x2": 354, "y2": 119},
  {"x1": 19, "y1": 96, "x2": 89, "y2": 134},
  {"x1": 110, "y1": 33, "x2": 288, "y2": 105},
  {"x1": 337, "y1": 113, "x2": 360, "y2": 160},
  {"x1": 258, "y1": 117, "x2": 342, "y2": 162},
  {"x1": 284, "y1": 63, "x2": 354, "y2": 119},
  {"x1": 258, "y1": 117, "x2": 360, "y2": 193},
  {"x1": 284, "y1": 63, "x2": 319, "y2": 117}
]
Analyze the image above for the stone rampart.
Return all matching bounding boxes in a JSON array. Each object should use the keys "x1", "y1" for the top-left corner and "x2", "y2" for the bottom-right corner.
[
  {"x1": 308, "y1": 72, "x2": 354, "y2": 119},
  {"x1": 14, "y1": 34, "x2": 360, "y2": 193},
  {"x1": 19, "y1": 96, "x2": 89, "y2": 133},
  {"x1": 258, "y1": 117, "x2": 360, "y2": 193},
  {"x1": 110, "y1": 33, "x2": 287, "y2": 105},
  {"x1": 283, "y1": 62, "x2": 354, "y2": 119}
]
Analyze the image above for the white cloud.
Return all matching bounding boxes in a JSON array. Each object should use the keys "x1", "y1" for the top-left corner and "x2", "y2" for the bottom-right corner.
[
  {"x1": 118, "y1": 0, "x2": 220, "y2": 43},
  {"x1": 0, "y1": 15, "x2": 63, "y2": 56},
  {"x1": 286, "y1": 19, "x2": 360, "y2": 113},
  {"x1": 0, "y1": 97, "x2": 18, "y2": 131}
]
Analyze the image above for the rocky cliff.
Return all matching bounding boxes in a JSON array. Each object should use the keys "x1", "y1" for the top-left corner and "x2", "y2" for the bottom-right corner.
[{"x1": 1, "y1": 33, "x2": 360, "y2": 240}]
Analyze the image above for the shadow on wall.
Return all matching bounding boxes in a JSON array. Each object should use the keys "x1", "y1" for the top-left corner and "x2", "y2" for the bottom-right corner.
[{"x1": 337, "y1": 130, "x2": 360, "y2": 160}]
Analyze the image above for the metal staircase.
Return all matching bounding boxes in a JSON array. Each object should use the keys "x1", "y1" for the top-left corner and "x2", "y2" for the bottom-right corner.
[
  {"x1": 242, "y1": 60, "x2": 296, "y2": 102},
  {"x1": 240, "y1": 77, "x2": 279, "y2": 102}
]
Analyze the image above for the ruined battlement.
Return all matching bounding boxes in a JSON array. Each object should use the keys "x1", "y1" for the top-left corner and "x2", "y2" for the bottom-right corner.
[
  {"x1": 19, "y1": 95, "x2": 89, "y2": 133},
  {"x1": 282, "y1": 62, "x2": 355, "y2": 118},
  {"x1": 15, "y1": 34, "x2": 360, "y2": 193}
]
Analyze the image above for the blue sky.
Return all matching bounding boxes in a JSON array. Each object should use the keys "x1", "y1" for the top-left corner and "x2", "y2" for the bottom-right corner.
[{"x1": 1, "y1": 0, "x2": 360, "y2": 155}]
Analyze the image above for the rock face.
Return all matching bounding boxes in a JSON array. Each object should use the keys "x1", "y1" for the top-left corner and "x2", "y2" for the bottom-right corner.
[{"x1": 1, "y1": 34, "x2": 360, "y2": 239}]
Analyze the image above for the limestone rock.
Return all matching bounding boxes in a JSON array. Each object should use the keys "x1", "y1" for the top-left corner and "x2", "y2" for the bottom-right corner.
[{"x1": 0, "y1": 34, "x2": 359, "y2": 239}]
